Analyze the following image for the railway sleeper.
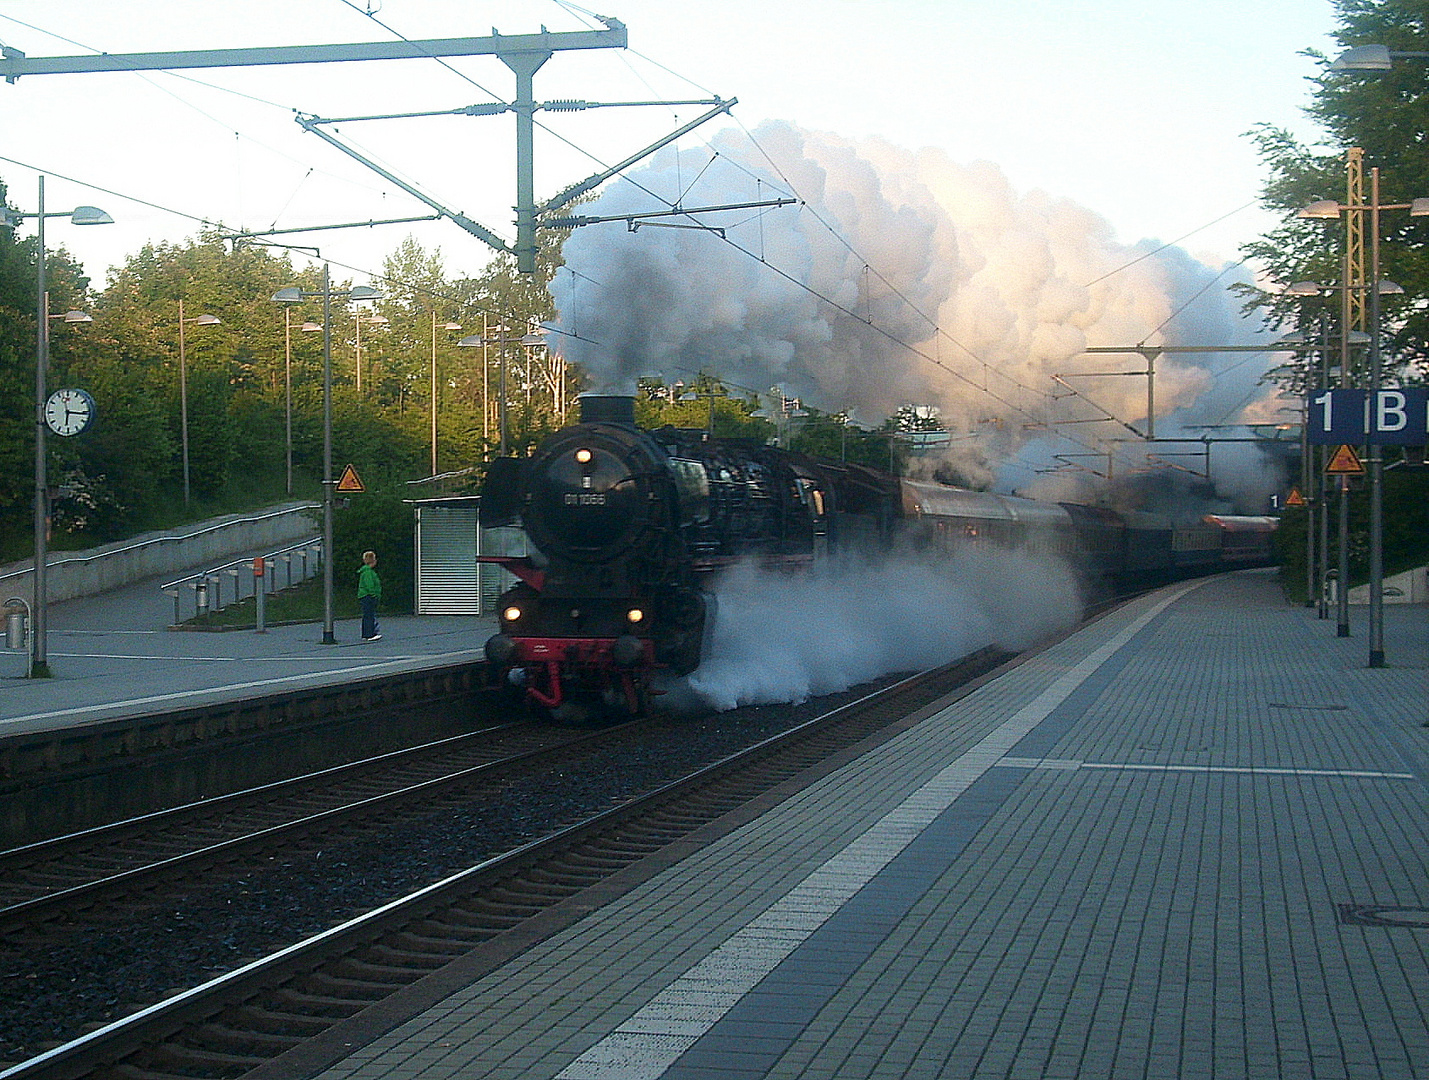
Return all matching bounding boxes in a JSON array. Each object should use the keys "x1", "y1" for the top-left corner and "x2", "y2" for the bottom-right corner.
[
  {"x1": 523, "y1": 865, "x2": 600, "y2": 890},
  {"x1": 222, "y1": 1004, "x2": 334, "y2": 1037},
  {"x1": 138, "y1": 1041, "x2": 269, "y2": 1075},
  {"x1": 478, "y1": 883, "x2": 564, "y2": 909},
  {"x1": 436, "y1": 898, "x2": 536, "y2": 924},
  {"x1": 329, "y1": 956, "x2": 432, "y2": 984},
  {"x1": 549, "y1": 851, "x2": 628, "y2": 874},
  {"x1": 409, "y1": 914, "x2": 496, "y2": 942},
  {"x1": 380, "y1": 930, "x2": 475, "y2": 957},
  {"x1": 192, "y1": 1021, "x2": 306, "y2": 1055},
  {"x1": 298, "y1": 970, "x2": 407, "y2": 1000},
  {"x1": 583, "y1": 840, "x2": 667, "y2": 861},
  {"x1": 263, "y1": 987, "x2": 369, "y2": 1017},
  {"x1": 441, "y1": 903, "x2": 537, "y2": 930},
  {"x1": 498, "y1": 876, "x2": 580, "y2": 902},
  {"x1": 362, "y1": 943, "x2": 456, "y2": 969}
]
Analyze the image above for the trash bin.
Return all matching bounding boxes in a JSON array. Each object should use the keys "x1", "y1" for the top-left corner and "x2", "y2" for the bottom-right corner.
[{"x1": 6, "y1": 609, "x2": 26, "y2": 650}]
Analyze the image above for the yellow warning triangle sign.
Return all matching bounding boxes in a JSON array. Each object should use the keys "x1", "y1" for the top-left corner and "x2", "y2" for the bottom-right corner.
[
  {"x1": 1285, "y1": 487, "x2": 1306, "y2": 507},
  {"x1": 335, "y1": 464, "x2": 366, "y2": 493},
  {"x1": 1325, "y1": 444, "x2": 1364, "y2": 476}
]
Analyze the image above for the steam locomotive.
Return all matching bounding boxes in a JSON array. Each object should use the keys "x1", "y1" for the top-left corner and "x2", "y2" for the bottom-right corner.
[{"x1": 478, "y1": 394, "x2": 1276, "y2": 718}]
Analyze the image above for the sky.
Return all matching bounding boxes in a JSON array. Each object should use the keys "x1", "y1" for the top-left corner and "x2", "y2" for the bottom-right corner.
[
  {"x1": 0, "y1": 0, "x2": 1339, "y2": 285},
  {"x1": 0, "y1": 0, "x2": 1347, "y2": 505}
]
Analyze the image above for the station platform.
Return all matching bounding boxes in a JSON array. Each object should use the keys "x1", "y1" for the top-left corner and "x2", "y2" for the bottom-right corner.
[
  {"x1": 307, "y1": 569, "x2": 1429, "y2": 1080},
  {"x1": 0, "y1": 564, "x2": 496, "y2": 737}
]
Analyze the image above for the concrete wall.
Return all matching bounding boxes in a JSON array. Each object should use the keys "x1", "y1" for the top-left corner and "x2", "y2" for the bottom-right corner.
[
  {"x1": 1347, "y1": 565, "x2": 1429, "y2": 605},
  {"x1": 0, "y1": 502, "x2": 320, "y2": 607}
]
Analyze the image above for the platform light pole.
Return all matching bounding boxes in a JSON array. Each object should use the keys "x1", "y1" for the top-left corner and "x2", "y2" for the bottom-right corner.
[
  {"x1": 430, "y1": 313, "x2": 462, "y2": 475},
  {"x1": 273, "y1": 270, "x2": 383, "y2": 644},
  {"x1": 3, "y1": 176, "x2": 113, "y2": 677},
  {"x1": 1300, "y1": 176, "x2": 1428, "y2": 666},
  {"x1": 460, "y1": 324, "x2": 526, "y2": 457},
  {"x1": 177, "y1": 301, "x2": 221, "y2": 505}
]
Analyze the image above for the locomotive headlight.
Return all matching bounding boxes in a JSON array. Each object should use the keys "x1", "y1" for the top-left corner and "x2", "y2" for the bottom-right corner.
[
  {"x1": 574, "y1": 447, "x2": 594, "y2": 465},
  {"x1": 502, "y1": 605, "x2": 523, "y2": 623},
  {"x1": 626, "y1": 607, "x2": 645, "y2": 624}
]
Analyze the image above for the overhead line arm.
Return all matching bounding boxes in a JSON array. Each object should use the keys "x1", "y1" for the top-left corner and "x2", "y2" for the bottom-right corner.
[
  {"x1": 294, "y1": 114, "x2": 512, "y2": 254},
  {"x1": 540, "y1": 98, "x2": 739, "y2": 215},
  {"x1": 0, "y1": 26, "x2": 628, "y2": 80}
]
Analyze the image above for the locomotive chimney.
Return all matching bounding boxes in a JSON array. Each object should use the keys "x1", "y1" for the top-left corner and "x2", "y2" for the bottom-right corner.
[{"x1": 578, "y1": 394, "x2": 637, "y2": 426}]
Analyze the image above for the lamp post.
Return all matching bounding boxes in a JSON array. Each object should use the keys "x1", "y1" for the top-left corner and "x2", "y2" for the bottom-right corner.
[
  {"x1": 177, "y1": 300, "x2": 221, "y2": 505},
  {"x1": 1285, "y1": 284, "x2": 1371, "y2": 621},
  {"x1": 1299, "y1": 179, "x2": 1428, "y2": 665},
  {"x1": 430, "y1": 313, "x2": 462, "y2": 475},
  {"x1": 273, "y1": 269, "x2": 383, "y2": 644},
  {"x1": 281, "y1": 313, "x2": 323, "y2": 495},
  {"x1": 5, "y1": 176, "x2": 113, "y2": 677},
  {"x1": 353, "y1": 310, "x2": 388, "y2": 393},
  {"x1": 460, "y1": 325, "x2": 519, "y2": 457}
]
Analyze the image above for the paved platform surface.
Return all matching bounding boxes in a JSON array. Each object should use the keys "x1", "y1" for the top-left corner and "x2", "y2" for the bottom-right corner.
[
  {"x1": 0, "y1": 560, "x2": 496, "y2": 735},
  {"x1": 307, "y1": 570, "x2": 1429, "y2": 1080}
]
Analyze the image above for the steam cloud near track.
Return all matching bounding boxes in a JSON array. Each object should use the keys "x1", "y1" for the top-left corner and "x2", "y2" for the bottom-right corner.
[
  {"x1": 678, "y1": 551, "x2": 1083, "y2": 711},
  {"x1": 552, "y1": 121, "x2": 1285, "y2": 509}
]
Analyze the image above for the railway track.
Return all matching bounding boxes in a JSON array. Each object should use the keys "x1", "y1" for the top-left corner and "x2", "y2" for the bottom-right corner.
[
  {"x1": 2, "y1": 646, "x2": 1010, "y2": 1080},
  {"x1": 0, "y1": 720, "x2": 602, "y2": 927}
]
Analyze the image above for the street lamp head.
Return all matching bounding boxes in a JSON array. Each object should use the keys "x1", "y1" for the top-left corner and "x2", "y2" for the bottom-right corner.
[
  {"x1": 69, "y1": 206, "x2": 113, "y2": 226},
  {"x1": 457, "y1": 335, "x2": 484, "y2": 347},
  {"x1": 1331, "y1": 45, "x2": 1394, "y2": 71},
  {"x1": 1298, "y1": 200, "x2": 1343, "y2": 220},
  {"x1": 348, "y1": 285, "x2": 383, "y2": 302},
  {"x1": 271, "y1": 286, "x2": 304, "y2": 303},
  {"x1": 1377, "y1": 280, "x2": 1406, "y2": 296},
  {"x1": 1411, "y1": 198, "x2": 1429, "y2": 217},
  {"x1": 361, "y1": 313, "x2": 389, "y2": 326},
  {"x1": 1286, "y1": 281, "x2": 1326, "y2": 296},
  {"x1": 193, "y1": 313, "x2": 221, "y2": 326},
  {"x1": 442, "y1": 321, "x2": 463, "y2": 331},
  {"x1": 59, "y1": 310, "x2": 92, "y2": 323},
  {"x1": 300, "y1": 321, "x2": 322, "y2": 332}
]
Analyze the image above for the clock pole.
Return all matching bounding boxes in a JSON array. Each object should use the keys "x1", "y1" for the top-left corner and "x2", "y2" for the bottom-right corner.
[{"x1": 32, "y1": 177, "x2": 49, "y2": 677}]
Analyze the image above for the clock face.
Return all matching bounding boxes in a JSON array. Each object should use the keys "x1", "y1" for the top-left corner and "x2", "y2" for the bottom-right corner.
[{"x1": 44, "y1": 388, "x2": 95, "y2": 437}]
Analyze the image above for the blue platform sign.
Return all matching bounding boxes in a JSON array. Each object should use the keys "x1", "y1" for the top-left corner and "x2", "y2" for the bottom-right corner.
[{"x1": 1306, "y1": 389, "x2": 1429, "y2": 445}]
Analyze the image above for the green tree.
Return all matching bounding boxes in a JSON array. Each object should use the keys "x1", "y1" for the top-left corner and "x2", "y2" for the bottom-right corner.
[{"x1": 1243, "y1": 0, "x2": 1429, "y2": 383}]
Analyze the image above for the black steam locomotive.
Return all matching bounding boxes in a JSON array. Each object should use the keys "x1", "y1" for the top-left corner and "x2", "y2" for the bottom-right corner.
[{"x1": 478, "y1": 394, "x2": 1275, "y2": 718}]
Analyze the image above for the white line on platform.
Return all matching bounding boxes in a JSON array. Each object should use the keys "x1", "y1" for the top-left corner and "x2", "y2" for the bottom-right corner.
[
  {"x1": 0, "y1": 651, "x2": 483, "y2": 727},
  {"x1": 554, "y1": 582, "x2": 1206, "y2": 1080},
  {"x1": 997, "y1": 757, "x2": 1415, "y2": 780}
]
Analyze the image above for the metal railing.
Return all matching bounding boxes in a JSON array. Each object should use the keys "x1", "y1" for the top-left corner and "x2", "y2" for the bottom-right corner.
[
  {"x1": 161, "y1": 538, "x2": 323, "y2": 625},
  {"x1": 0, "y1": 504, "x2": 319, "y2": 603}
]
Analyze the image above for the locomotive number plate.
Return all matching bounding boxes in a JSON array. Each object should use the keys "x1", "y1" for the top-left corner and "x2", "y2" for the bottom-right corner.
[{"x1": 563, "y1": 492, "x2": 608, "y2": 505}]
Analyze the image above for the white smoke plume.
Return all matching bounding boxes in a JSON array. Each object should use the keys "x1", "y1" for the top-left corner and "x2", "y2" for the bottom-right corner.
[
  {"x1": 552, "y1": 121, "x2": 1287, "y2": 510},
  {"x1": 679, "y1": 550, "x2": 1083, "y2": 712}
]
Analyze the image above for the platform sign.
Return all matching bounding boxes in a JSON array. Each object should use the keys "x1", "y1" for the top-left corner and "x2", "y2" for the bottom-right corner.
[
  {"x1": 335, "y1": 464, "x2": 366, "y2": 493},
  {"x1": 1325, "y1": 444, "x2": 1365, "y2": 476},
  {"x1": 1306, "y1": 389, "x2": 1429, "y2": 445}
]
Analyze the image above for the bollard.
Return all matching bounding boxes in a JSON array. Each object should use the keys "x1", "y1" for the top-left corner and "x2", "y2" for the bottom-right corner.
[
  {"x1": 196, "y1": 580, "x2": 209, "y2": 616},
  {"x1": 6, "y1": 609, "x2": 26, "y2": 650},
  {"x1": 254, "y1": 556, "x2": 267, "y2": 633}
]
